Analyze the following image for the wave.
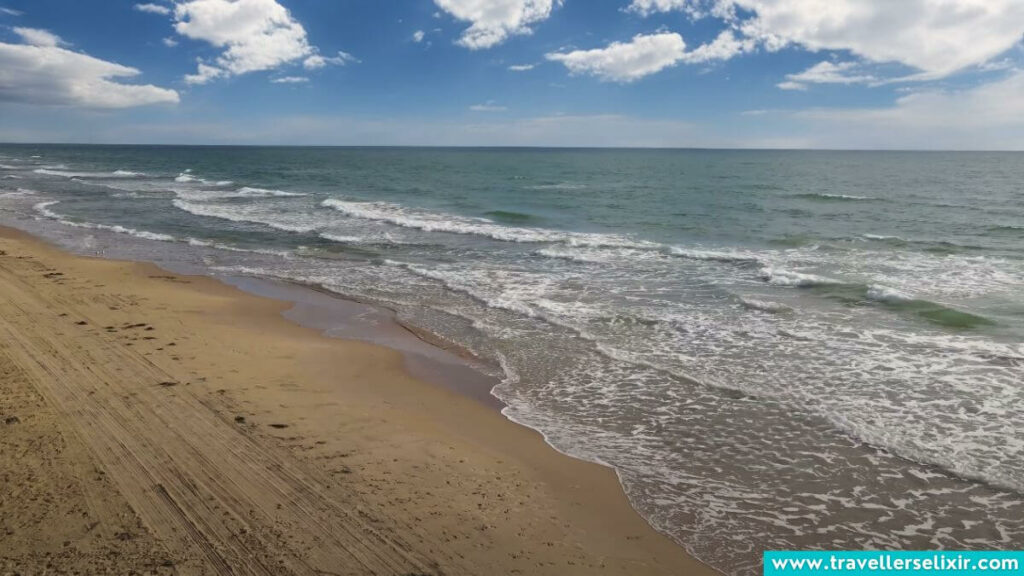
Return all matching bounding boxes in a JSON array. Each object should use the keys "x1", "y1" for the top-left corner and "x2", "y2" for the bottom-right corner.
[
  {"x1": 988, "y1": 224, "x2": 1024, "y2": 234},
  {"x1": 525, "y1": 182, "x2": 586, "y2": 190},
  {"x1": 319, "y1": 233, "x2": 365, "y2": 244},
  {"x1": 862, "y1": 233, "x2": 905, "y2": 242},
  {"x1": 2, "y1": 175, "x2": 22, "y2": 179},
  {"x1": 768, "y1": 234, "x2": 816, "y2": 247},
  {"x1": 171, "y1": 199, "x2": 319, "y2": 233},
  {"x1": 865, "y1": 284, "x2": 914, "y2": 304},
  {"x1": 0, "y1": 188, "x2": 36, "y2": 198},
  {"x1": 668, "y1": 246, "x2": 763, "y2": 265},
  {"x1": 793, "y1": 192, "x2": 873, "y2": 202},
  {"x1": 33, "y1": 168, "x2": 144, "y2": 179},
  {"x1": 33, "y1": 200, "x2": 175, "y2": 242},
  {"x1": 535, "y1": 245, "x2": 660, "y2": 265},
  {"x1": 759, "y1": 267, "x2": 841, "y2": 287},
  {"x1": 174, "y1": 170, "x2": 233, "y2": 186},
  {"x1": 236, "y1": 186, "x2": 305, "y2": 197},
  {"x1": 322, "y1": 198, "x2": 649, "y2": 248},
  {"x1": 484, "y1": 209, "x2": 537, "y2": 224},
  {"x1": 186, "y1": 237, "x2": 292, "y2": 258},
  {"x1": 174, "y1": 186, "x2": 307, "y2": 202},
  {"x1": 865, "y1": 284, "x2": 995, "y2": 329},
  {"x1": 739, "y1": 297, "x2": 792, "y2": 313}
]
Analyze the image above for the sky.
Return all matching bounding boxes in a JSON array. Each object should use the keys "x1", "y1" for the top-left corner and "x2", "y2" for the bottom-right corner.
[{"x1": 1, "y1": 0, "x2": 1024, "y2": 149}]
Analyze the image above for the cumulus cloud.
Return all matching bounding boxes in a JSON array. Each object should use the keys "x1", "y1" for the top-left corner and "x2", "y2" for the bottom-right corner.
[
  {"x1": 184, "y1": 61, "x2": 226, "y2": 85},
  {"x1": 434, "y1": 0, "x2": 561, "y2": 49},
  {"x1": 271, "y1": 75, "x2": 308, "y2": 83},
  {"x1": 778, "y1": 60, "x2": 876, "y2": 90},
  {"x1": 680, "y1": 29, "x2": 753, "y2": 63},
  {"x1": 546, "y1": 30, "x2": 747, "y2": 82},
  {"x1": 0, "y1": 31, "x2": 179, "y2": 108},
  {"x1": 627, "y1": 0, "x2": 1024, "y2": 78},
  {"x1": 508, "y1": 63, "x2": 534, "y2": 71},
  {"x1": 134, "y1": 3, "x2": 172, "y2": 15},
  {"x1": 162, "y1": 37, "x2": 178, "y2": 47},
  {"x1": 546, "y1": 33, "x2": 686, "y2": 82},
  {"x1": 412, "y1": 30, "x2": 425, "y2": 43},
  {"x1": 13, "y1": 27, "x2": 64, "y2": 47},
  {"x1": 173, "y1": 0, "x2": 312, "y2": 79},
  {"x1": 162, "y1": 0, "x2": 352, "y2": 84}
]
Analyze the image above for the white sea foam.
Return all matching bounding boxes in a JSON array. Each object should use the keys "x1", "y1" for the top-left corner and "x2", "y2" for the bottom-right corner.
[
  {"x1": 174, "y1": 187, "x2": 306, "y2": 202},
  {"x1": 739, "y1": 297, "x2": 792, "y2": 313},
  {"x1": 319, "y1": 233, "x2": 365, "y2": 244},
  {"x1": 186, "y1": 237, "x2": 292, "y2": 257},
  {"x1": 236, "y1": 186, "x2": 306, "y2": 197},
  {"x1": 33, "y1": 168, "x2": 143, "y2": 178},
  {"x1": 0, "y1": 188, "x2": 35, "y2": 198},
  {"x1": 669, "y1": 246, "x2": 763, "y2": 264},
  {"x1": 322, "y1": 198, "x2": 649, "y2": 248},
  {"x1": 172, "y1": 198, "x2": 320, "y2": 233},
  {"x1": 33, "y1": 200, "x2": 175, "y2": 242},
  {"x1": 174, "y1": 170, "x2": 232, "y2": 186},
  {"x1": 525, "y1": 182, "x2": 587, "y2": 190},
  {"x1": 866, "y1": 284, "x2": 915, "y2": 304},
  {"x1": 759, "y1": 267, "x2": 840, "y2": 287},
  {"x1": 798, "y1": 192, "x2": 873, "y2": 201}
]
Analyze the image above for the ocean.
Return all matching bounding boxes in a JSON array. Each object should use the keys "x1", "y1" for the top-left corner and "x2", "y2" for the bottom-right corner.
[{"x1": 1, "y1": 145, "x2": 1022, "y2": 575}]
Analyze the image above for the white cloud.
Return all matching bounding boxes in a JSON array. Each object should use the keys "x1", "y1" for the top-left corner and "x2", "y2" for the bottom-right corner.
[
  {"x1": 794, "y1": 70, "x2": 1024, "y2": 149},
  {"x1": 184, "y1": 61, "x2": 226, "y2": 85},
  {"x1": 135, "y1": 3, "x2": 172, "y2": 15},
  {"x1": 272, "y1": 76, "x2": 308, "y2": 83},
  {"x1": 469, "y1": 101, "x2": 507, "y2": 111},
  {"x1": 170, "y1": 0, "x2": 353, "y2": 83},
  {"x1": 680, "y1": 29, "x2": 753, "y2": 64},
  {"x1": 508, "y1": 63, "x2": 534, "y2": 71},
  {"x1": 412, "y1": 30, "x2": 425, "y2": 43},
  {"x1": 303, "y1": 50, "x2": 358, "y2": 70},
  {"x1": 162, "y1": 37, "x2": 179, "y2": 47},
  {"x1": 13, "y1": 27, "x2": 64, "y2": 47},
  {"x1": 626, "y1": 0, "x2": 720, "y2": 18},
  {"x1": 545, "y1": 30, "x2": 747, "y2": 82},
  {"x1": 776, "y1": 81, "x2": 805, "y2": 91},
  {"x1": 627, "y1": 0, "x2": 1024, "y2": 78},
  {"x1": 434, "y1": 0, "x2": 561, "y2": 49},
  {"x1": 0, "y1": 33, "x2": 179, "y2": 108},
  {"x1": 546, "y1": 32, "x2": 686, "y2": 82},
  {"x1": 778, "y1": 60, "x2": 876, "y2": 90},
  {"x1": 0, "y1": 7, "x2": 23, "y2": 16}
]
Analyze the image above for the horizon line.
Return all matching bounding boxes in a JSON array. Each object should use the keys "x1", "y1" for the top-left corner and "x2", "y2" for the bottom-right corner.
[{"x1": 2, "y1": 142, "x2": 1023, "y2": 153}]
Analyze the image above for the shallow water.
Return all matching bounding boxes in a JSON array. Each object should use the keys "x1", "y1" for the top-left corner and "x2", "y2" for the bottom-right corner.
[{"x1": 2, "y1": 145, "x2": 1023, "y2": 575}]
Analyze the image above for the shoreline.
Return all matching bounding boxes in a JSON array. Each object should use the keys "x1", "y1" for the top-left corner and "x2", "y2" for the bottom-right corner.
[{"x1": 0, "y1": 224, "x2": 716, "y2": 575}]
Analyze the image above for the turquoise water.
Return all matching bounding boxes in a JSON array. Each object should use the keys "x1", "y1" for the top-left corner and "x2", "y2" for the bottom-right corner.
[{"x1": 2, "y1": 145, "x2": 1023, "y2": 574}]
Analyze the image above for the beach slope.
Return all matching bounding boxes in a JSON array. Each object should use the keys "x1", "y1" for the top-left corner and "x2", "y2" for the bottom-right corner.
[{"x1": 0, "y1": 227, "x2": 712, "y2": 575}]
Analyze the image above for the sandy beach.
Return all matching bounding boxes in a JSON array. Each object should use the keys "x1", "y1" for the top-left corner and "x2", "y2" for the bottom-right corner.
[{"x1": 0, "y1": 225, "x2": 713, "y2": 575}]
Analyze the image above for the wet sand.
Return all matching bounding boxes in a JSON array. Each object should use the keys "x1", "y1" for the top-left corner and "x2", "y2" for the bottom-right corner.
[{"x1": 0, "y1": 225, "x2": 715, "y2": 575}]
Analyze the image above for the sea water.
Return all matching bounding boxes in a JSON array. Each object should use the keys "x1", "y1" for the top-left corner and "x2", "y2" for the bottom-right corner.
[{"x1": 1, "y1": 145, "x2": 1022, "y2": 575}]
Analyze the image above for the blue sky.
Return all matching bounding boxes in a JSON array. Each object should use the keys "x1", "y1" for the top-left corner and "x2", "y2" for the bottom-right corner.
[{"x1": 2, "y1": 0, "x2": 1024, "y2": 148}]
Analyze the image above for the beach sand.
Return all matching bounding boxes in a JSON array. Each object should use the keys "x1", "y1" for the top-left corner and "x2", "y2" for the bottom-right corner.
[{"x1": 0, "y1": 226, "x2": 714, "y2": 575}]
